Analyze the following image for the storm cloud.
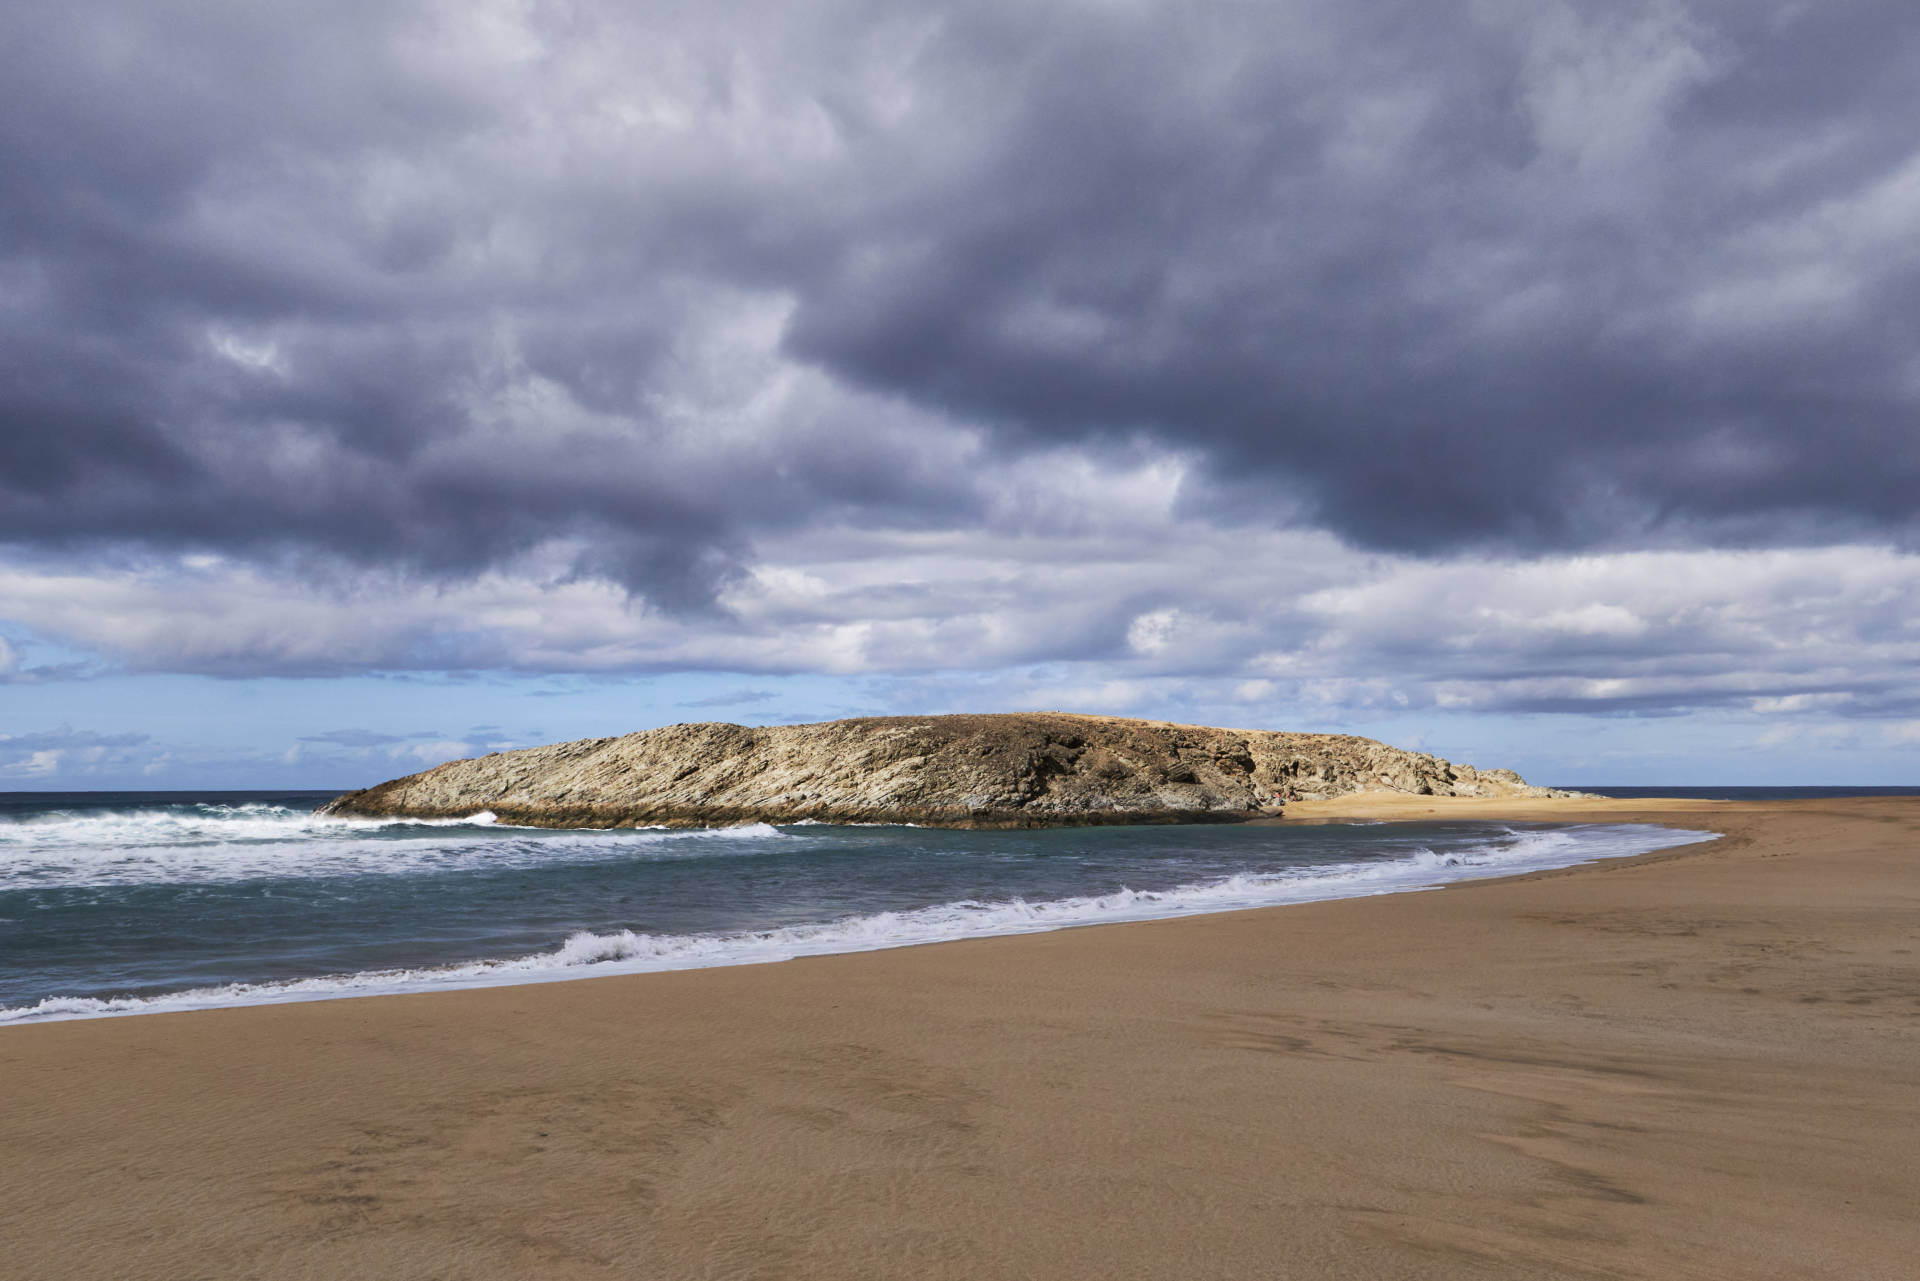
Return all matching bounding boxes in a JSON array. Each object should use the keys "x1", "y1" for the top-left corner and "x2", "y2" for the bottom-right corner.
[
  {"x1": 3, "y1": 0, "x2": 1919, "y2": 766},
  {"x1": 6, "y1": 1, "x2": 1918, "y2": 591}
]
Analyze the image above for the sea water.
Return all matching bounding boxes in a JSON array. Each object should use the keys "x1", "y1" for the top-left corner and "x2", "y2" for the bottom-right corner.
[{"x1": 0, "y1": 790, "x2": 1719, "y2": 1023}]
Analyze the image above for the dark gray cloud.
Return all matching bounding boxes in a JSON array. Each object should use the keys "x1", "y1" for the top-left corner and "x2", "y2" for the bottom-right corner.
[
  {"x1": 0, "y1": 1, "x2": 986, "y2": 607},
  {"x1": 782, "y1": 1, "x2": 1920, "y2": 552},
  {"x1": 1, "y1": 0, "x2": 1916, "y2": 619}
]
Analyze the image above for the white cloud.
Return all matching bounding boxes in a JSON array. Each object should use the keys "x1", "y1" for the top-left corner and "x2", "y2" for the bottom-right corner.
[
  {"x1": 1126, "y1": 609, "x2": 1182, "y2": 656},
  {"x1": 0, "y1": 728, "x2": 154, "y2": 779},
  {"x1": 4, "y1": 530, "x2": 1919, "y2": 727},
  {"x1": 9, "y1": 749, "x2": 63, "y2": 777},
  {"x1": 399, "y1": 740, "x2": 478, "y2": 766}
]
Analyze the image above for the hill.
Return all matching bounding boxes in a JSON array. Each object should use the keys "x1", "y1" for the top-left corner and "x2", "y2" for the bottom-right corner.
[{"x1": 318, "y1": 712, "x2": 1578, "y2": 828}]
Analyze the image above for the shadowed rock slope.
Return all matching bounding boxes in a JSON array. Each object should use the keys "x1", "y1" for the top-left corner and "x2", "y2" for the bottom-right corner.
[{"x1": 318, "y1": 713, "x2": 1581, "y2": 829}]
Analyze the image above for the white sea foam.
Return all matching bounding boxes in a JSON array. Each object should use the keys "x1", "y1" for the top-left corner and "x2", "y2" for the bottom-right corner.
[
  {"x1": 0, "y1": 802, "x2": 496, "y2": 846},
  {"x1": 788, "y1": 819, "x2": 924, "y2": 828},
  {"x1": 0, "y1": 822, "x2": 1717, "y2": 1024},
  {"x1": 0, "y1": 805, "x2": 791, "y2": 890}
]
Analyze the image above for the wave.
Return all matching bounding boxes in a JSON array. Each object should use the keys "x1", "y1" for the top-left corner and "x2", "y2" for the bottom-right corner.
[
  {"x1": 0, "y1": 822, "x2": 1717, "y2": 1024},
  {"x1": 0, "y1": 802, "x2": 500, "y2": 845},
  {"x1": 0, "y1": 805, "x2": 792, "y2": 890}
]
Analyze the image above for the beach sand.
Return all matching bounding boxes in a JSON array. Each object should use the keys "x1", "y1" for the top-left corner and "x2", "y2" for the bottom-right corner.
[{"x1": 3, "y1": 797, "x2": 1916, "y2": 1279}]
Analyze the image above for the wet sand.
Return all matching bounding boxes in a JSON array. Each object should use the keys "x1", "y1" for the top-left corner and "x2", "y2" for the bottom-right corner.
[{"x1": 3, "y1": 797, "x2": 1916, "y2": 1279}]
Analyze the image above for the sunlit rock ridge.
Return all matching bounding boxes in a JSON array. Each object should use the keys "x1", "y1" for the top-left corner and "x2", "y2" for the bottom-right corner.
[{"x1": 318, "y1": 713, "x2": 1580, "y2": 829}]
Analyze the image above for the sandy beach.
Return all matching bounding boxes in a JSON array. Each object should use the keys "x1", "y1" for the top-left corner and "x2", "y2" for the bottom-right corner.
[{"x1": 3, "y1": 796, "x2": 1915, "y2": 1279}]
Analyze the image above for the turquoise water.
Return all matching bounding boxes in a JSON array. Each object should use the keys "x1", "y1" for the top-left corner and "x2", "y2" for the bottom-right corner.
[{"x1": 0, "y1": 790, "x2": 1718, "y2": 1023}]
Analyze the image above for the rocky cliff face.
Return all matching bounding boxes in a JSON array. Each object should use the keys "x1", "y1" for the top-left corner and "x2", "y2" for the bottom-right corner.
[{"x1": 318, "y1": 713, "x2": 1579, "y2": 829}]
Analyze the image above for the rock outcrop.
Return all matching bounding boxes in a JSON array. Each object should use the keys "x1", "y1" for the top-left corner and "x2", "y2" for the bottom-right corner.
[{"x1": 318, "y1": 712, "x2": 1581, "y2": 829}]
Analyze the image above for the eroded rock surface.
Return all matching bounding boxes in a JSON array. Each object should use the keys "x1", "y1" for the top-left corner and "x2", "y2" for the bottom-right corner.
[{"x1": 318, "y1": 713, "x2": 1581, "y2": 828}]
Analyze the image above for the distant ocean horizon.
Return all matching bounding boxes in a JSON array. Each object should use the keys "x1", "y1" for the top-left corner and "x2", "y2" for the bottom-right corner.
[{"x1": 6, "y1": 782, "x2": 1904, "y2": 1026}]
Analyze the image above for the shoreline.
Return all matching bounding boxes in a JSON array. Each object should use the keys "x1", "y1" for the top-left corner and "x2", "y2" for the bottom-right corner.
[
  {"x1": 3, "y1": 803, "x2": 1718, "y2": 1025},
  {"x1": 6, "y1": 796, "x2": 1916, "y2": 1278}
]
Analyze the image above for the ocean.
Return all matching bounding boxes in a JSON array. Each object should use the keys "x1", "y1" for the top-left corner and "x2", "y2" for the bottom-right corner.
[{"x1": 0, "y1": 789, "x2": 1736, "y2": 1024}]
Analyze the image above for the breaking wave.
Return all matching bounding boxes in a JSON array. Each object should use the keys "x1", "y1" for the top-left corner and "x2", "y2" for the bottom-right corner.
[
  {"x1": 0, "y1": 822, "x2": 1716, "y2": 1024},
  {"x1": 0, "y1": 803, "x2": 790, "y2": 890}
]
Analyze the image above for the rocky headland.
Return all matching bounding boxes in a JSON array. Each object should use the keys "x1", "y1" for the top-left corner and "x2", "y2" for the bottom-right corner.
[{"x1": 318, "y1": 712, "x2": 1582, "y2": 829}]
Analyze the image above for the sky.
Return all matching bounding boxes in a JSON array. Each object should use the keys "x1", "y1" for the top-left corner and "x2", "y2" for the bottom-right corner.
[{"x1": 3, "y1": 0, "x2": 1917, "y2": 790}]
